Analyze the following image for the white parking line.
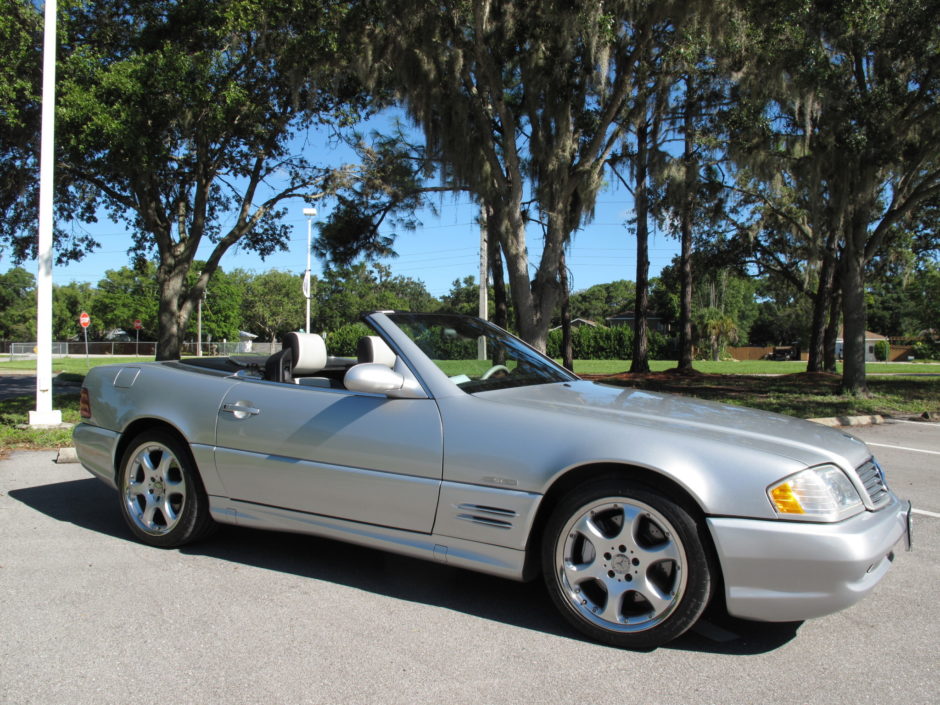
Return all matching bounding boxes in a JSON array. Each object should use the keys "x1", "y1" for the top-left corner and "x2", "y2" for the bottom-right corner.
[
  {"x1": 893, "y1": 419, "x2": 940, "y2": 428},
  {"x1": 913, "y1": 508, "x2": 940, "y2": 519},
  {"x1": 867, "y1": 442, "x2": 940, "y2": 456}
]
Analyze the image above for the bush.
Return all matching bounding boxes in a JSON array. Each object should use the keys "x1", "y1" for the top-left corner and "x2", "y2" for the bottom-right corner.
[
  {"x1": 874, "y1": 339, "x2": 890, "y2": 361},
  {"x1": 546, "y1": 325, "x2": 636, "y2": 360},
  {"x1": 911, "y1": 340, "x2": 939, "y2": 361},
  {"x1": 325, "y1": 322, "x2": 372, "y2": 357},
  {"x1": 412, "y1": 326, "x2": 477, "y2": 360}
]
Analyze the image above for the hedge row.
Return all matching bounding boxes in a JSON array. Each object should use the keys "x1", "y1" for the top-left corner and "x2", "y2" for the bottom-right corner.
[
  {"x1": 546, "y1": 325, "x2": 670, "y2": 360},
  {"x1": 324, "y1": 322, "x2": 672, "y2": 360}
]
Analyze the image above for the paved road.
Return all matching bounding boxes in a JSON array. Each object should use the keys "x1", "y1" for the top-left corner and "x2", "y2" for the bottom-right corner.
[
  {"x1": 848, "y1": 420, "x2": 940, "y2": 516},
  {"x1": 1, "y1": 428, "x2": 937, "y2": 704},
  {"x1": 0, "y1": 373, "x2": 82, "y2": 401}
]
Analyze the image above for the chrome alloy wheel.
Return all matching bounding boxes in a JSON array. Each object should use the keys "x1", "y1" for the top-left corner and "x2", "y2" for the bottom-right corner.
[
  {"x1": 122, "y1": 442, "x2": 187, "y2": 536},
  {"x1": 555, "y1": 497, "x2": 688, "y2": 633}
]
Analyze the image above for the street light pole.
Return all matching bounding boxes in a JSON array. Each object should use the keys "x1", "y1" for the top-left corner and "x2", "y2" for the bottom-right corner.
[
  {"x1": 30, "y1": 0, "x2": 61, "y2": 427},
  {"x1": 197, "y1": 292, "x2": 203, "y2": 356},
  {"x1": 302, "y1": 207, "x2": 317, "y2": 333}
]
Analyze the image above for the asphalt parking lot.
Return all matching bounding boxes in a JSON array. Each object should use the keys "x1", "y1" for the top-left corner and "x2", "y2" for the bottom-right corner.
[{"x1": 1, "y1": 420, "x2": 937, "y2": 704}]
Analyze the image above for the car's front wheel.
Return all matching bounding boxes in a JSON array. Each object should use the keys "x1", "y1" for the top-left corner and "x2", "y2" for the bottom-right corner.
[
  {"x1": 117, "y1": 430, "x2": 215, "y2": 548},
  {"x1": 542, "y1": 477, "x2": 714, "y2": 649}
]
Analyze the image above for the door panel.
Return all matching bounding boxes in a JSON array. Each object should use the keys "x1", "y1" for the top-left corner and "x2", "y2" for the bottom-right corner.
[{"x1": 214, "y1": 381, "x2": 443, "y2": 533}]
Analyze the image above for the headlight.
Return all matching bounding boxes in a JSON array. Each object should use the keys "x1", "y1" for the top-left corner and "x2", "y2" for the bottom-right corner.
[{"x1": 768, "y1": 465, "x2": 864, "y2": 522}]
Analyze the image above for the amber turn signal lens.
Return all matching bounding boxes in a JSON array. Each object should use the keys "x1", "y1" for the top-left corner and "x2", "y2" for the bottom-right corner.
[{"x1": 769, "y1": 483, "x2": 805, "y2": 514}]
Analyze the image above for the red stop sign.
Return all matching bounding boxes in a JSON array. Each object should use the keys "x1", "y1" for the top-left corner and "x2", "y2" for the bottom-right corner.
[
  {"x1": 79, "y1": 311, "x2": 90, "y2": 328},
  {"x1": 133, "y1": 318, "x2": 142, "y2": 330}
]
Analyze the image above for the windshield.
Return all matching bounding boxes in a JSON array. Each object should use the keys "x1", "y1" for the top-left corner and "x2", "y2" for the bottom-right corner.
[{"x1": 386, "y1": 312, "x2": 578, "y2": 393}]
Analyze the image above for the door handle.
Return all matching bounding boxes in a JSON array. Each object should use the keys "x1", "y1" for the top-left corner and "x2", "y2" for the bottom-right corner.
[{"x1": 221, "y1": 402, "x2": 260, "y2": 418}]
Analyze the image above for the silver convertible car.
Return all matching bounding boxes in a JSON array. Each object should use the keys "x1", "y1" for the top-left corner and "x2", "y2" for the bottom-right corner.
[{"x1": 73, "y1": 311, "x2": 912, "y2": 648}]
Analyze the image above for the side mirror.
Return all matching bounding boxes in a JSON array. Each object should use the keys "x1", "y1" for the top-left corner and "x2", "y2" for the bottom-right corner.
[
  {"x1": 344, "y1": 361, "x2": 427, "y2": 399},
  {"x1": 342, "y1": 362, "x2": 406, "y2": 394}
]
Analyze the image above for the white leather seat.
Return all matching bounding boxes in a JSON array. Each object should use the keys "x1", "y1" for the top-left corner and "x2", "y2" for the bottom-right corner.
[
  {"x1": 267, "y1": 332, "x2": 329, "y2": 385},
  {"x1": 356, "y1": 335, "x2": 397, "y2": 368},
  {"x1": 289, "y1": 333, "x2": 327, "y2": 375}
]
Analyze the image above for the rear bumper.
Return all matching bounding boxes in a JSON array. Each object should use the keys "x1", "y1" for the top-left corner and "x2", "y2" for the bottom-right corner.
[
  {"x1": 708, "y1": 493, "x2": 910, "y2": 622},
  {"x1": 72, "y1": 423, "x2": 120, "y2": 490}
]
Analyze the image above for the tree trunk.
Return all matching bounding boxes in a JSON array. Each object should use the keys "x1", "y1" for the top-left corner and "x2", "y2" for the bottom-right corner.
[
  {"x1": 560, "y1": 249, "x2": 573, "y2": 371},
  {"x1": 156, "y1": 266, "x2": 189, "y2": 361},
  {"x1": 487, "y1": 219, "x2": 509, "y2": 331},
  {"x1": 823, "y1": 284, "x2": 841, "y2": 373},
  {"x1": 497, "y1": 202, "x2": 560, "y2": 352},
  {"x1": 677, "y1": 103, "x2": 694, "y2": 372},
  {"x1": 630, "y1": 119, "x2": 651, "y2": 373},
  {"x1": 807, "y1": 233, "x2": 838, "y2": 372},
  {"x1": 154, "y1": 257, "x2": 204, "y2": 361},
  {"x1": 839, "y1": 251, "x2": 869, "y2": 395},
  {"x1": 487, "y1": 226, "x2": 509, "y2": 366}
]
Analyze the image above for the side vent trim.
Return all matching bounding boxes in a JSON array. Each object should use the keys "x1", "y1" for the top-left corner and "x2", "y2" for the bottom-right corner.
[
  {"x1": 456, "y1": 514, "x2": 513, "y2": 530},
  {"x1": 455, "y1": 504, "x2": 517, "y2": 529},
  {"x1": 455, "y1": 503, "x2": 517, "y2": 518}
]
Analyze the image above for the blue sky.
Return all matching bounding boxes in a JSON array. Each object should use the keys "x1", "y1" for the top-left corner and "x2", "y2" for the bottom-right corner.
[{"x1": 40, "y1": 112, "x2": 682, "y2": 300}]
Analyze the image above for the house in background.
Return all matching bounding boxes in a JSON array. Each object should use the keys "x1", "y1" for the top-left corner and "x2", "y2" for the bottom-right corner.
[
  {"x1": 835, "y1": 329, "x2": 888, "y2": 362},
  {"x1": 606, "y1": 311, "x2": 671, "y2": 334},
  {"x1": 237, "y1": 330, "x2": 257, "y2": 353},
  {"x1": 550, "y1": 318, "x2": 599, "y2": 331}
]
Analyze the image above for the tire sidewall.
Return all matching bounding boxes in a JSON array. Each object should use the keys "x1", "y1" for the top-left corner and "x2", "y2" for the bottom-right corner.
[
  {"x1": 117, "y1": 430, "x2": 207, "y2": 548},
  {"x1": 542, "y1": 477, "x2": 714, "y2": 649}
]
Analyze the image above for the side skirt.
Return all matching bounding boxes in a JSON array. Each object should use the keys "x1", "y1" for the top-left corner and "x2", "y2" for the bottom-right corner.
[{"x1": 209, "y1": 496, "x2": 527, "y2": 581}]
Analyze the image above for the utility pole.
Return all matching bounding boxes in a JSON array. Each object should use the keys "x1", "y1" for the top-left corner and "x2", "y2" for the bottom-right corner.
[
  {"x1": 303, "y1": 207, "x2": 317, "y2": 333},
  {"x1": 478, "y1": 206, "x2": 488, "y2": 360},
  {"x1": 30, "y1": 0, "x2": 61, "y2": 427}
]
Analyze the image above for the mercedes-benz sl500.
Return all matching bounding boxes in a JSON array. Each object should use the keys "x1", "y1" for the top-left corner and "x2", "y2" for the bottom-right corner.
[{"x1": 73, "y1": 312, "x2": 912, "y2": 648}]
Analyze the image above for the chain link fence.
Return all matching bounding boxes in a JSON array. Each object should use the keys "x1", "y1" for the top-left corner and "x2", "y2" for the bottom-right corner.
[{"x1": 6, "y1": 341, "x2": 280, "y2": 359}]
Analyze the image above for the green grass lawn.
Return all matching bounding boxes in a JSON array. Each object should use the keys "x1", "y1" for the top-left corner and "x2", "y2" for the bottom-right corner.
[
  {"x1": 0, "y1": 393, "x2": 82, "y2": 452},
  {"x1": 586, "y1": 371, "x2": 940, "y2": 418},
  {"x1": 568, "y1": 359, "x2": 940, "y2": 376},
  {"x1": 0, "y1": 356, "x2": 154, "y2": 374},
  {"x1": 3, "y1": 355, "x2": 940, "y2": 376},
  {"x1": 2, "y1": 355, "x2": 937, "y2": 452}
]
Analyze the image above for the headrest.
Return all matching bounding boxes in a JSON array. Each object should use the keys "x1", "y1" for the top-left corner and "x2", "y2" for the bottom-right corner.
[
  {"x1": 356, "y1": 335, "x2": 396, "y2": 368},
  {"x1": 284, "y1": 332, "x2": 327, "y2": 375}
]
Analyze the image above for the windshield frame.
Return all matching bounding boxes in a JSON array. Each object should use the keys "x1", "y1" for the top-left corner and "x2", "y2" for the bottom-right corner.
[{"x1": 378, "y1": 311, "x2": 579, "y2": 395}]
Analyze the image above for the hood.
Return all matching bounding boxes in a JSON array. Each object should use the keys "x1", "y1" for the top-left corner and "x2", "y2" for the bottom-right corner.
[{"x1": 475, "y1": 380, "x2": 872, "y2": 470}]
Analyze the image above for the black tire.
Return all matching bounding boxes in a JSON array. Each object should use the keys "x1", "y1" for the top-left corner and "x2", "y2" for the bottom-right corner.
[
  {"x1": 542, "y1": 477, "x2": 714, "y2": 649},
  {"x1": 117, "y1": 429, "x2": 215, "y2": 548}
]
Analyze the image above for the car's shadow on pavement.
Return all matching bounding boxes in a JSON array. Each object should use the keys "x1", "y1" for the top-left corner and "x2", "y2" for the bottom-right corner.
[{"x1": 11, "y1": 477, "x2": 802, "y2": 655}]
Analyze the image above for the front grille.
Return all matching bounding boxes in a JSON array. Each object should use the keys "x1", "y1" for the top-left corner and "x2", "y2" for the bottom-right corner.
[{"x1": 856, "y1": 459, "x2": 890, "y2": 508}]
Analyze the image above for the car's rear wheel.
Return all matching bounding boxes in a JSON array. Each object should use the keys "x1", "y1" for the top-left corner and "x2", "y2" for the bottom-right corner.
[
  {"x1": 118, "y1": 430, "x2": 215, "y2": 548},
  {"x1": 542, "y1": 477, "x2": 714, "y2": 649}
]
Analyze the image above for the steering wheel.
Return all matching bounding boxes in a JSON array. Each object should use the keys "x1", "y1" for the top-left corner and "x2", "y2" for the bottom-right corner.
[{"x1": 480, "y1": 364, "x2": 511, "y2": 380}]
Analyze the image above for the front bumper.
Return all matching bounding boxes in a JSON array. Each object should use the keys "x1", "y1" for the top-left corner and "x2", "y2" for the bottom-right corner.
[{"x1": 708, "y1": 493, "x2": 910, "y2": 622}]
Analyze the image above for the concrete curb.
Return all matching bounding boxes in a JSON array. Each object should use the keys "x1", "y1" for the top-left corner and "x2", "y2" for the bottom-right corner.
[
  {"x1": 55, "y1": 447, "x2": 79, "y2": 464},
  {"x1": 808, "y1": 415, "x2": 885, "y2": 428}
]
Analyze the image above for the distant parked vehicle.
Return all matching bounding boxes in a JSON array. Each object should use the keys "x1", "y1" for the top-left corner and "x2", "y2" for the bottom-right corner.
[{"x1": 103, "y1": 329, "x2": 133, "y2": 342}]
